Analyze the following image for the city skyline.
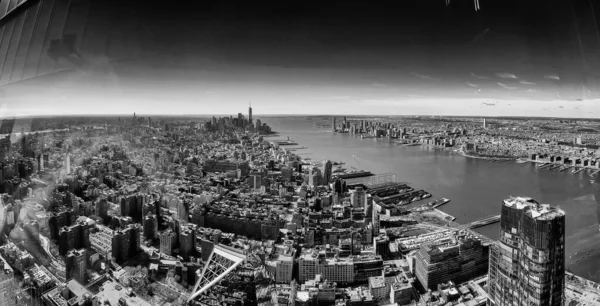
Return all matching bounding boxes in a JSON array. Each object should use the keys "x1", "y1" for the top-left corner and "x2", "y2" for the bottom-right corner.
[{"x1": 2, "y1": 0, "x2": 600, "y2": 117}]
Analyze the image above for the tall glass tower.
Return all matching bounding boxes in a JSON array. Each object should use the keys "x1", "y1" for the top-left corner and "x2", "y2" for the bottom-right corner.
[{"x1": 488, "y1": 197, "x2": 565, "y2": 306}]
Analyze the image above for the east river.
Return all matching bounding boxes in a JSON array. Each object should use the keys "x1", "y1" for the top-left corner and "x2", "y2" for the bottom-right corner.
[{"x1": 261, "y1": 116, "x2": 600, "y2": 282}]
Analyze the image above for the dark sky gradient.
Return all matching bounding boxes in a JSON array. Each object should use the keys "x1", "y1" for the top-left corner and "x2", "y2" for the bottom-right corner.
[{"x1": 2, "y1": 0, "x2": 600, "y2": 116}]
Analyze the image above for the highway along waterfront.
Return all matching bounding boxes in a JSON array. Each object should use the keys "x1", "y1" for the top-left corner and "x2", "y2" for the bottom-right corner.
[{"x1": 262, "y1": 116, "x2": 600, "y2": 282}]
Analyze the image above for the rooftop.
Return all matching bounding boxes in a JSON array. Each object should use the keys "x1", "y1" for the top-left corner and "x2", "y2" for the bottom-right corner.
[
  {"x1": 369, "y1": 275, "x2": 386, "y2": 289},
  {"x1": 95, "y1": 280, "x2": 153, "y2": 306},
  {"x1": 503, "y1": 196, "x2": 539, "y2": 209},
  {"x1": 503, "y1": 196, "x2": 565, "y2": 220}
]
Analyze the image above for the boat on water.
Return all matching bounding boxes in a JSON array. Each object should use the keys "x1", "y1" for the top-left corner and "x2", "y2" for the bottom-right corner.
[
  {"x1": 398, "y1": 200, "x2": 410, "y2": 205},
  {"x1": 516, "y1": 158, "x2": 529, "y2": 164},
  {"x1": 421, "y1": 193, "x2": 432, "y2": 199},
  {"x1": 361, "y1": 135, "x2": 376, "y2": 139},
  {"x1": 428, "y1": 198, "x2": 450, "y2": 207}
]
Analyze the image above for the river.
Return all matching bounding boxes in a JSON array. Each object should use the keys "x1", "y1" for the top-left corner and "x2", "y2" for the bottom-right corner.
[{"x1": 261, "y1": 116, "x2": 600, "y2": 282}]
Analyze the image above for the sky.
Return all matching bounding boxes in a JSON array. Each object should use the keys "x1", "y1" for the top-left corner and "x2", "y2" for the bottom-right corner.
[{"x1": 2, "y1": 0, "x2": 600, "y2": 117}]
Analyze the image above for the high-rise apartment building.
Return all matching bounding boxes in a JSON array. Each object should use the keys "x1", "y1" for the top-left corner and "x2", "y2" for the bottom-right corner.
[
  {"x1": 179, "y1": 225, "x2": 196, "y2": 261},
  {"x1": 350, "y1": 187, "x2": 367, "y2": 208},
  {"x1": 488, "y1": 197, "x2": 566, "y2": 306},
  {"x1": 96, "y1": 198, "x2": 108, "y2": 223},
  {"x1": 160, "y1": 229, "x2": 177, "y2": 255},
  {"x1": 66, "y1": 249, "x2": 87, "y2": 285},
  {"x1": 143, "y1": 214, "x2": 158, "y2": 240}
]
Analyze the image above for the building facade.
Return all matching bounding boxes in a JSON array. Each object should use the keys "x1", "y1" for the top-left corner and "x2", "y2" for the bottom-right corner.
[{"x1": 488, "y1": 197, "x2": 566, "y2": 306}]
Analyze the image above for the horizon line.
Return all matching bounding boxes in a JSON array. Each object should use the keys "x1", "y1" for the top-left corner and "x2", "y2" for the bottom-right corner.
[{"x1": 2, "y1": 113, "x2": 599, "y2": 120}]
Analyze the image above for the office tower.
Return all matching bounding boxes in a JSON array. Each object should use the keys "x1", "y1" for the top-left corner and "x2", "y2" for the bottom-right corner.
[
  {"x1": 248, "y1": 102, "x2": 253, "y2": 124},
  {"x1": 66, "y1": 249, "x2": 87, "y2": 285},
  {"x1": 159, "y1": 230, "x2": 177, "y2": 255},
  {"x1": 332, "y1": 117, "x2": 337, "y2": 131},
  {"x1": 143, "y1": 215, "x2": 158, "y2": 240},
  {"x1": 483, "y1": 118, "x2": 487, "y2": 129},
  {"x1": 322, "y1": 160, "x2": 333, "y2": 185},
  {"x1": 488, "y1": 197, "x2": 566, "y2": 306},
  {"x1": 414, "y1": 232, "x2": 489, "y2": 290}
]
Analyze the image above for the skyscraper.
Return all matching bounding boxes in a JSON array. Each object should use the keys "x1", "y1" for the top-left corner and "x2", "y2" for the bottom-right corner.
[
  {"x1": 66, "y1": 249, "x2": 87, "y2": 285},
  {"x1": 96, "y1": 198, "x2": 108, "y2": 223},
  {"x1": 143, "y1": 214, "x2": 158, "y2": 240},
  {"x1": 332, "y1": 117, "x2": 337, "y2": 131},
  {"x1": 248, "y1": 102, "x2": 253, "y2": 125},
  {"x1": 488, "y1": 197, "x2": 566, "y2": 306},
  {"x1": 322, "y1": 160, "x2": 332, "y2": 185}
]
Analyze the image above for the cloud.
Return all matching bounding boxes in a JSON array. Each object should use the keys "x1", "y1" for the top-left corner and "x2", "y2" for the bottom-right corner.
[
  {"x1": 319, "y1": 95, "x2": 352, "y2": 100},
  {"x1": 466, "y1": 81, "x2": 478, "y2": 88},
  {"x1": 497, "y1": 82, "x2": 517, "y2": 90},
  {"x1": 481, "y1": 102, "x2": 496, "y2": 106},
  {"x1": 358, "y1": 99, "x2": 403, "y2": 106},
  {"x1": 372, "y1": 83, "x2": 388, "y2": 87},
  {"x1": 471, "y1": 72, "x2": 488, "y2": 79},
  {"x1": 526, "y1": 88, "x2": 537, "y2": 93},
  {"x1": 520, "y1": 80, "x2": 536, "y2": 85},
  {"x1": 545, "y1": 74, "x2": 560, "y2": 81},
  {"x1": 411, "y1": 72, "x2": 440, "y2": 81},
  {"x1": 559, "y1": 106, "x2": 564, "y2": 108},
  {"x1": 497, "y1": 73, "x2": 518, "y2": 79}
]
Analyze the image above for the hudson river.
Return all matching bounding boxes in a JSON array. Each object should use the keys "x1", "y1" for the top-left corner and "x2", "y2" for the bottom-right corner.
[{"x1": 262, "y1": 116, "x2": 600, "y2": 282}]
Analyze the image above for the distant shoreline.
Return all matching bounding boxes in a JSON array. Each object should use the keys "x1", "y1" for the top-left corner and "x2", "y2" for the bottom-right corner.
[{"x1": 458, "y1": 149, "x2": 516, "y2": 161}]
